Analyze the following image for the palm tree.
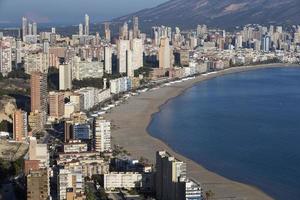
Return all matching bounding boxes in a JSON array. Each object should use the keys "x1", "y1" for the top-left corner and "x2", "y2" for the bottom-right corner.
[{"x1": 205, "y1": 190, "x2": 214, "y2": 200}]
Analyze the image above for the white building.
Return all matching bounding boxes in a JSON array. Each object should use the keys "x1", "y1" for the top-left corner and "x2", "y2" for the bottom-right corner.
[
  {"x1": 24, "y1": 52, "x2": 49, "y2": 74},
  {"x1": 159, "y1": 37, "x2": 172, "y2": 69},
  {"x1": 59, "y1": 64, "x2": 72, "y2": 90},
  {"x1": 75, "y1": 87, "x2": 97, "y2": 110},
  {"x1": 57, "y1": 169, "x2": 84, "y2": 200},
  {"x1": 72, "y1": 56, "x2": 104, "y2": 80},
  {"x1": 94, "y1": 118, "x2": 111, "y2": 152},
  {"x1": 104, "y1": 46, "x2": 112, "y2": 74},
  {"x1": 64, "y1": 102, "x2": 77, "y2": 118},
  {"x1": 103, "y1": 172, "x2": 142, "y2": 190},
  {"x1": 110, "y1": 77, "x2": 131, "y2": 94},
  {"x1": 0, "y1": 39, "x2": 12, "y2": 76},
  {"x1": 118, "y1": 39, "x2": 130, "y2": 74}
]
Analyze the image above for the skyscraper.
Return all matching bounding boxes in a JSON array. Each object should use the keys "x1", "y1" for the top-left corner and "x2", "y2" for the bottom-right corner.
[
  {"x1": 32, "y1": 22, "x2": 37, "y2": 36},
  {"x1": 30, "y1": 71, "x2": 48, "y2": 115},
  {"x1": 28, "y1": 23, "x2": 33, "y2": 35},
  {"x1": 120, "y1": 22, "x2": 128, "y2": 40},
  {"x1": 94, "y1": 118, "x2": 111, "y2": 152},
  {"x1": 156, "y1": 151, "x2": 187, "y2": 200},
  {"x1": 133, "y1": 16, "x2": 139, "y2": 38},
  {"x1": 49, "y1": 92, "x2": 64, "y2": 119},
  {"x1": 84, "y1": 14, "x2": 90, "y2": 35},
  {"x1": 104, "y1": 22, "x2": 111, "y2": 42},
  {"x1": 104, "y1": 46, "x2": 112, "y2": 74},
  {"x1": 159, "y1": 37, "x2": 172, "y2": 69},
  {"x1": 59, "y1": 64, "x2": 72, "y2": 90},
  {"x1": 27, "y1": 168, "x2": 50, "y2": 200},
  {"x1": 13, "y1": 110, "x2": 28, "y2": 141},
  {"x1": 79, "y1": 23, "x2": 83, "y2": 36},
  {"x1": 118, "y1": 39, "x2": 130, "y2": 74},
  {"x1": 0, "y1": 39, "x2": 12, "y2": 76},
  {"x1": 22, "y1": 17, "x2": 28, "y2": 41},
  {"x1": 131, "y1": 38, "x2": 144, "y2": 75},
  {"x1": 16, "y1": 39, "x2": 22, "y2": 65},
  {"x1": 261, "y1": 35, "x2": 271, "y2": 52}
]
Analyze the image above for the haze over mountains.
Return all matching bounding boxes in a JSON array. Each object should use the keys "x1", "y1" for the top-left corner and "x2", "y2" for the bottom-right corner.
[{"x1": 115, "y1": 0, "x2": 300, "y2": 29}]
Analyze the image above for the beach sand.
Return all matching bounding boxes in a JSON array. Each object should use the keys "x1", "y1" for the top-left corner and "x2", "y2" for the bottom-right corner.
[{"x1": 105, "y1": 64, "x2": 298, "y2": 200}]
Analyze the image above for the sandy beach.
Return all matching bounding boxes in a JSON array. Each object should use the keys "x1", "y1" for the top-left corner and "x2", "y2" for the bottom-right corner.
[{"x1": 105, "y1": 64, "x2": 299, "y2": 200}]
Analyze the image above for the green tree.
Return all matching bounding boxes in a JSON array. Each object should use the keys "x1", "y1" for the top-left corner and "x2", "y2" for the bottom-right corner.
[
  {"x1": 7, "y1": 69, "x2": 30, "y2": 79},
  {"x1": 0, "y1": 120, "x2": 13, "y2": 133}
]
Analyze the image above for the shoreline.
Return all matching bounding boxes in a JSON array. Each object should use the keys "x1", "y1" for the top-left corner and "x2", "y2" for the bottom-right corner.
[{"x1": 105, "y1": 64, "x2": 299, "y2": 200}]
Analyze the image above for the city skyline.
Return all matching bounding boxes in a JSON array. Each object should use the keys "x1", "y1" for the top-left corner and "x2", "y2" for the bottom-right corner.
[{"x1": 0, "y1": 0, "x2": 167, "y2": 25}]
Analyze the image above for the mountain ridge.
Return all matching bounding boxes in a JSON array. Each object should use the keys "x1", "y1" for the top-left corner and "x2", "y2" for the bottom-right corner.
[{"x1": 114, "y1": 0, "x2": 300, "y2": 29}]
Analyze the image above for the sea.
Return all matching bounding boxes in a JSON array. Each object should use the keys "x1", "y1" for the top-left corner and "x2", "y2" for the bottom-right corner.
[{"x1": 148, "y1": 66, "x2": 300, "y2": 200}]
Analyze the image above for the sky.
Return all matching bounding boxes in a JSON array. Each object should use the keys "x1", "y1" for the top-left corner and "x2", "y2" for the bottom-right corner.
[{"x1": 0, "y1": 0, "x2": 167, "y2": 25}]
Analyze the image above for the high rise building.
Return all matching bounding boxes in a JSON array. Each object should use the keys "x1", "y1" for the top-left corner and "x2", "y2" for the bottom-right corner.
[
  {"x1": 43, "y1": 40, "x2": 49, "y2": 54},
  {"x1": 159, "y1": 37, "x2": 172, "y2": 69},
  {"x1": 28, "y1": 136, "x2": 49, "y2": 167},
  {"x1": 51, "y1": 27, "x2": 56, "y2": 34},
  {"x1": 28, "y1": 23, "x2": 33, "y2": 35},
  {"x1": 32, "y1": 22, "x2": 37, "y2": 36},
  {"x1": 64, "y1": 120, "x2": 74, "y2": 142},
  {"x1": 117, "y1": 39, "x2": 130, "y2": 74},
  {"x1": 156, "y1": 151, "x2": 198, "y2": 200},
  {"x1": 94, "y1": 118, "x2": 111, "y2": 152},
  {"x1": 30, "y1": 71, "x2": 48, "y2": 116},
  {"x1": 235, "y1": 33, "x2": 243, "y2": 49},
  {"x1": 78, "y1": 24, "x2": 83, "y2": 36},
  {"x1": 84, "y1": 14, "x2": 90, "y2": 35},
  {"x1": 28, "y1": 111, "x2": 45, "y2": 132},
  {"x1": 16, "y1": 39, "x2": 22, "y2": 65},
  {"x1": 104, "y1": 46, "x2": 112, "y2": 74},
  {"x1": 120, "y1": 22, "x2": 128, "y2": 40},
  {"x1": 0, "y1": 39, "x2": 12, "y2": 76},
  {"x1": 104, "y1": 22, "x2": 111, "y2": 42},
  {"x1": 261, "y1": 35, "x2": 271, "y2": 52},
  {"x1": 58, "y1": 169, "x2": 84, "y2": 200},
  {"x1": 49, "y1": 92, "x2": 64, "y2": 119},
  {"x1": 133, "y1": 16, "x2": 139, "y2": 38},
  {"x1": 13, "y1": 110, "x2": 28, "y2": 141},
  {"x1": 26, "y1": 168, "x2": 50, "y2": 200},
  {"x1": 22, "y1": 17, "x2": 28, "y2": 41},
  {"x1": 59, "y1": 64, "x2": 72, "y2": 90},
  {"x1": 130, "y1": 38, "x2": 144, "y2": 76}
]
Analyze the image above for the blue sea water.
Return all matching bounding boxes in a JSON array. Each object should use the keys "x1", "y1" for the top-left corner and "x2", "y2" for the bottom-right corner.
[{"x1": 148, "y1": 67, "x2": 300, "y2": 200}]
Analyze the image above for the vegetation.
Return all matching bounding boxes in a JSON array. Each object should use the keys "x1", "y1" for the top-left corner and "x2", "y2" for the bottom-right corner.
[
  {"x1": 72, "y1": 78, "x2": 104, "y2": 89},
  {"x1": 0, "y1": 72, "x2": 4, "y2": 81},
  {"x1": 0, "y1": 88, "x2": 29, "y2": 96},
  {"x1": 47, "y1": 67, "x2": 59, "y2": 91},
  {"x1": 229, "y1": 58, "x2": 282, "y2": 67},
  {"x1": 7, "y1": 68, "x2": 30, "y2": 80},
  {"x1": 85, "y1": 187, "x2": 97, "y2": 200},
  {"x1": 205, "y1": 190, "x2": 215, "y2": 200},
  {"x1": 134, "y1": 67, "x2": 153, "y2": 77},
  {"x1": 0, "y1": 157, "x2": 24, "y2": 182},
  {"x1": 0, "y1": 120, "x2": 13, "y2": 133}
]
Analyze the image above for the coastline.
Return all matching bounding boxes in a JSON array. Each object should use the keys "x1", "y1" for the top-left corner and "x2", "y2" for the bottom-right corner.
[{"x1": 104, "y1": 64, "x2": 299, "y2": 200}]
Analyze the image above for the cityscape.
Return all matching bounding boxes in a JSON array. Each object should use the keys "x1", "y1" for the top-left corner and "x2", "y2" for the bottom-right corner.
[{"x1": 0, "y1": 3, "x2": 300, "y2": 200}]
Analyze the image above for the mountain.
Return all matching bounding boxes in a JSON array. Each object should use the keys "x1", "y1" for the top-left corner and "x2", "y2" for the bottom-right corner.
[{"x1": 114, "y1": 0, "x2": 300, "y2": 29}]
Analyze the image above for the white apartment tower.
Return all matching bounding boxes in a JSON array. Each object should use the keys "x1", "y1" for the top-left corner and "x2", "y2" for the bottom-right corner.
[
  {"x1": 104, "y1": 46, "x2": 112, "y2": 74},
  {"x1": 159, "y1": 37, "x2": 172, "y2": 69},
  {"x1": 59, "y1": 64, "x2": 72, "y2": 90},
  {"x1": 94, "y1": 118, "x2": 111, "y2": 152},
  {"x1": 84, "y1": 14, "x2": 90, "y2": 35}
]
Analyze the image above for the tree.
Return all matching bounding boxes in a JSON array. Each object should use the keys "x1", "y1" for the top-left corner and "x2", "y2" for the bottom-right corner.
[
  {"x1": 48, "y1": 67, "x2": 59, "y2": 91},
  {"x1": 7, "y1": 69, "x2": 30, "y2": 79},
  {"x1": 0, "y1": 72, "x2": 3, "y2": 81},
  {"x1": 72, "y1": 78, "x2": 104, "y2": 89},
  {"x1": 0, "y1": 120, "x2": 13, "y2": 133},
  {"x1": 205, "y1": 190, "x2": 215, "y2": 200}
]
